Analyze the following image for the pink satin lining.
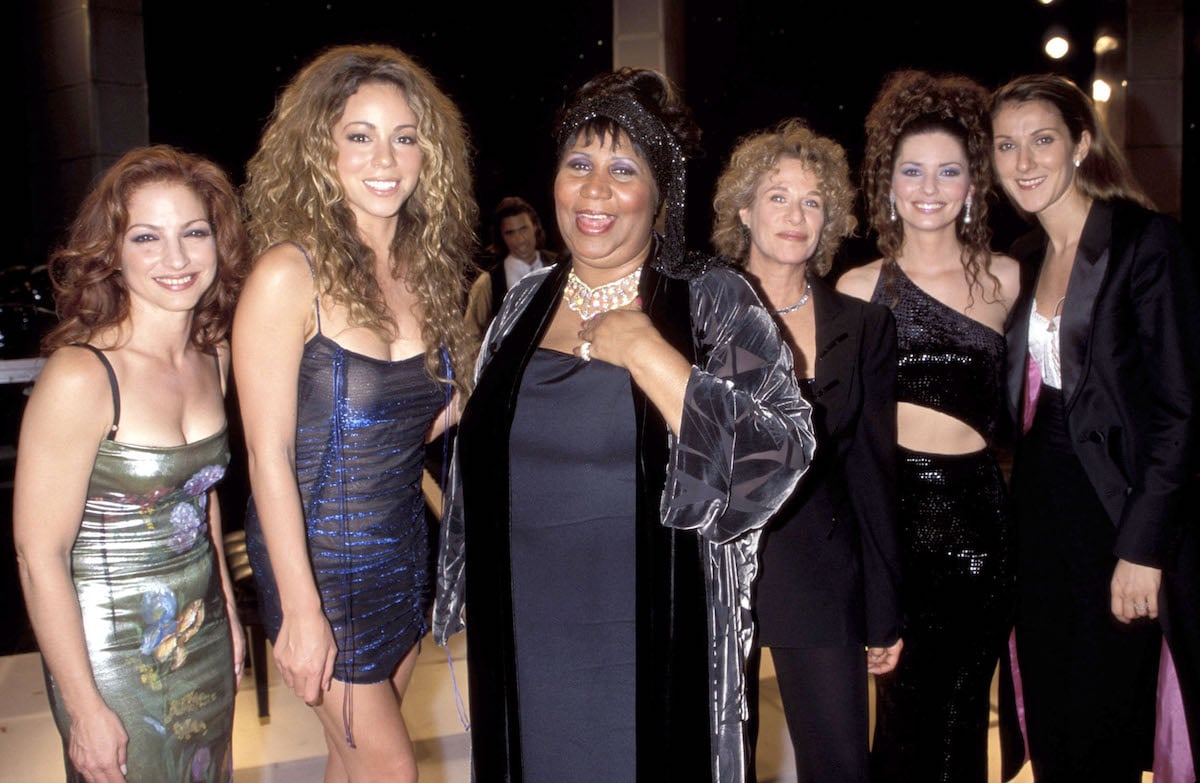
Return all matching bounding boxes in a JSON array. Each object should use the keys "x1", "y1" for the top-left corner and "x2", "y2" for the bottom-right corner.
[
  {"x1": 1008, "y1": 630, "x2": 1031, "y2": 766},
  {"x1": 1007, "y1": 629, "x2": 1194, "y2": 779},
  {"x1": 1022, "y1": 354, "x2": 1042, "y2": 435},
  {"x1": 1154, "y1": 641, "x2": 1196, "y2": 783}
]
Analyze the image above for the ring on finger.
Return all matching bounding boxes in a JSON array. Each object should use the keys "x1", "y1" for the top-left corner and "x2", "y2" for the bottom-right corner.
[{"x1": 580, "y1": 341, "x2": 592, "y2": 362}]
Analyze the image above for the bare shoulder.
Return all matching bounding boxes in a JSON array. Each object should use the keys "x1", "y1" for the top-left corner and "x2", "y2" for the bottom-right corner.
[
  {"x1": 22, "y1": 346, "x2": 115, "y2": 441},
  {"x1": 836, "y1": 259, "x2": 884, "y2": 302},
  {"x1": 990, "y1": 253, "x2": 1022, "y2": 304},
  {"x1": 244, "y1": 243, "x2": 313, "y2": 290},
  {"x1": 237, "y1": 243, "x2": 315, "y2": 320}
]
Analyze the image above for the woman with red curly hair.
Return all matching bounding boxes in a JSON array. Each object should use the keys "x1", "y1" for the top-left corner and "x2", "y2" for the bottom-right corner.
[
  {"x1": 14, "y1": 145, "x2": 248, "y2": 782},
  {"x1": 839, "y1": 70, "x2": 1021, "y2": 782}
]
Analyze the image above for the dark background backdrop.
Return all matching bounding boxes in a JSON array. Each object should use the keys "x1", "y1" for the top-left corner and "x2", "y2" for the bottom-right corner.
[
  {"x1": 137, "y1": 0, "x2": 1128, "y2": 266},
  {"x1": 4, "y1": 0, "x2": 1194, "y2": 654}
]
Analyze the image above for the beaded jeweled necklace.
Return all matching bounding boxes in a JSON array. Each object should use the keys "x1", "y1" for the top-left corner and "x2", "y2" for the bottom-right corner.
[
  {"x1": 774, "y1": 281, "x2": 812, "y2": 314},
  {"x1": 563, "y1": 266, "x2": 643, "y2": 320}
]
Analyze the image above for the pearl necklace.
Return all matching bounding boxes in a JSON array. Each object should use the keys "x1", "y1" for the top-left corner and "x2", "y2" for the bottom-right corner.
[
  {"x1": 774, "y1": 281, "x2": 812, "y2": 314},
  {"x1": 563, "y1": 266, "x2": 643, "y2": 320}
]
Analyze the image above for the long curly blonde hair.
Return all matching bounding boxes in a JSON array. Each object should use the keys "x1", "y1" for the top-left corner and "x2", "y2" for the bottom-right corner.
[
  {"x1": 712, "y1": 119, "x2": 856, "y2": 277},
  {"x1": 243, "y1": 44, "x2": 477, "y2": 392},
  {"x1": 862, "y1": 69, "x2": 1000, "y2": 305}
]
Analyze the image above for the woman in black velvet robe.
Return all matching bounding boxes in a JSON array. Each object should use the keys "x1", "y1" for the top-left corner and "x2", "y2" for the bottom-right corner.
[{"x1": 433, "y1": 68, "x2": 814, "y2": 783}]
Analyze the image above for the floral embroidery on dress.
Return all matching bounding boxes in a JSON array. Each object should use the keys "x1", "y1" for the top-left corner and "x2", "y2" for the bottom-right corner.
[
  {"x1": 132, "y1": 581, "x2": 227, "y2": 779},
  {"x1": 169, "y1": 502, "x2": 207, "y2": 553},
  {"x1": 184, "y1": 465, "x2": 226, "y2": 497}
]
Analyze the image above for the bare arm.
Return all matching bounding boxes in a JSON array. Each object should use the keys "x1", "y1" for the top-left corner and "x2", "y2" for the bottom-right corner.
[
  {"x1": 232, "y1": 244, "x2": 336, "y2": 703},
  {"x1": 835, "y1": 260, "x2": 883, "y2": 303},
  {"x1": 14, "y1": 348, "x2": 130, "y2": 781}
]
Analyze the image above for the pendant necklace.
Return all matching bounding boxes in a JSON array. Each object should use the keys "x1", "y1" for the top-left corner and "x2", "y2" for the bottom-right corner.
[
  {"x1": 1045, "y1": 296, "x2": 1066, "y2": 332},
  {"x1": 774, "y1": 281, "x2": 812, "y2": 315},
  {"x1": 563, "y1": 266, "x2": 643, "y2": 321}
]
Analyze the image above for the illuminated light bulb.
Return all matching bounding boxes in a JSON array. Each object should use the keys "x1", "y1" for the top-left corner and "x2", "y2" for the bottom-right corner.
[
  {"x1": 1044, "y1": 36, "x2": 1070, "y2": 59},
  {"x1": 1092, "y1": 80, "x2": 1112, "y2": 102},
  {"x1": 1094, "y1": 35, "x2": 1120, "y2": 54}
]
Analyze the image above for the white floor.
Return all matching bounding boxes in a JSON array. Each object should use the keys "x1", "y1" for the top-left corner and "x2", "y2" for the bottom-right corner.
[{"x1": 0, "y1": 633, "x2": 1131, "y2": 782}]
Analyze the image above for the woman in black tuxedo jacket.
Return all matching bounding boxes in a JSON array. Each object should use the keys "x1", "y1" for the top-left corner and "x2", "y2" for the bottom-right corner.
[
  {"x1": 992, "y1": 74, "x2": 1200, "y2": 780},
  {"x1": 712, "y1": 119, "x2": 904, "y2": 782}
]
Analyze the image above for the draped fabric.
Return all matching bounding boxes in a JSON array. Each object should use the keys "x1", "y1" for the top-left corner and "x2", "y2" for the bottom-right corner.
[{"x1": 434, "y1": 246, "x2": 813, "y2": 782}]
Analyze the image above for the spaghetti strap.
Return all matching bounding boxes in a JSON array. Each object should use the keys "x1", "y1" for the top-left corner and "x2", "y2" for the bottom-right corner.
[
  {"x1": 274, "y1": 240, "x2": 322, "y2": 334},
  {"x1": 75, "y1": 344, "x2": 120, "y2": 439}
]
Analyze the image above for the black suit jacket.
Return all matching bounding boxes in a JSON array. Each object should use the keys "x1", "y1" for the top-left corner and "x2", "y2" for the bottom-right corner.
[
  {"x1": 755, "y1": 274, "x2": 904, "y2": 648},
  {"x1": 1005, "y1": 199, "x2": 1200, "y2": 567}
]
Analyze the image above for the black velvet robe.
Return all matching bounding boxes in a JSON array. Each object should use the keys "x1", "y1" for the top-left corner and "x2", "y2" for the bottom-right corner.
[{"x1": 434, "y1": 252, "x2": 814, "y2": 783}]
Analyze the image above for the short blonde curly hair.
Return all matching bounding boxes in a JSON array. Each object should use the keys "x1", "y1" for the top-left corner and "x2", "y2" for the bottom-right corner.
[{"x1": 711, "y1": 119, "x2": 856, "y2": 277}]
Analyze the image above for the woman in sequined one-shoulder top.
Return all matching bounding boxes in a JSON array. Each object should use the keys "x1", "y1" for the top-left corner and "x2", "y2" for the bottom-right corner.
[
  {"x1": 233, "y1": 45, "x2": 476, "y2": 781},
  {"x1": 838, "y1": 70, "x2": 1021, "y2": 783},
  {"x1": 14, "y1": 145, "x2": 248, "y2": 782}
]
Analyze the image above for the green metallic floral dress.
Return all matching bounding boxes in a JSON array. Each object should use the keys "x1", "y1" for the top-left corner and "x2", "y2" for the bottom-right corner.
[{"x1": 45, "y1": 429, "x2": 235, "y2": 783}]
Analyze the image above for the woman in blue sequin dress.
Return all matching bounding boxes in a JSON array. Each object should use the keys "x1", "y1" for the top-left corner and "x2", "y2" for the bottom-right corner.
[
  {"x1": 15, "y1": 146, "x2": 248, "y2": 782},
  {"x1": 838, "y1": 70, "x2": 1022, "y2": 782},
  {"x1": 234, "y1": 45, "x2": 476, "y2": 781}
]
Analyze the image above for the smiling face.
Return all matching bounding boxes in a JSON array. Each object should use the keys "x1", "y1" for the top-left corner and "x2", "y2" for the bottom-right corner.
[
  {"x1": 890, "y1": 130, "x2": 973, "y2": 234},
  {"x1": 739, "y1": 157, "x2": 825, "y2": 272},
  {"x1": 333, "y1": 81, "x2": 423, "y2": 232},
  {"x1": 991, "y1": 98, "x2": 1091, "y2": 218},
  {"x1": 554, "y1": 130, "x2": 656, "y2": 283},
  {"x1": 499, "y1": 213, "x2": 538, "y2": 262},
  {"x1": 119, "y1": 181, "x2": 218, "y2": 317}
]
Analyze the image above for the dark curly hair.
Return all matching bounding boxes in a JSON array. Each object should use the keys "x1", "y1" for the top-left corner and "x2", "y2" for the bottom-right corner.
[
  {"x1": 489, "y1": 196, "x2": 545, "y2": 254},
  {"x1": 862, "y1": 69, "x2": 1001, "y2": 304},
  {"x1": 43, "y1": 145, "x2": 247, "y2": 355},
  {"x1": 712, "y1": 118, "x2": 856, "y2": 277}
]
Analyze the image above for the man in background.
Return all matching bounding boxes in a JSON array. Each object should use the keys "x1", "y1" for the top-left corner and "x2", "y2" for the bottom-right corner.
[{"x1": 466, "y1": 196, "x2": 558, "y2": 338}]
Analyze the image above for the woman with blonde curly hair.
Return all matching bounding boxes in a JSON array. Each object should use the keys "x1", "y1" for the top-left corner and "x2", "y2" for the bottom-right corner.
[
  {"x1": 713, "y1": 119, "x2": 903, "y2": 782},
  {"x1": 838, "y1": 70, "x2": 1021, "y2": 782},
  {"x1": 15, "y1": 144, "x2": 248, "y2": 782},
  {"x1": 233, "y1": 43, "x2": 476, "y2": 782}
]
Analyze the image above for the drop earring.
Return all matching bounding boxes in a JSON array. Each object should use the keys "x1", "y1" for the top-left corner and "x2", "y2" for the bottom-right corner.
[
  {"x1": 963, "y1": 195, "x2": 973, "y2": 225},
  {"x1": 889, "y1": 191, "x2": 897, "y2": 222}
]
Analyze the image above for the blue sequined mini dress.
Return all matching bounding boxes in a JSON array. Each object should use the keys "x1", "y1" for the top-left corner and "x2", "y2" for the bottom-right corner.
[{"x1": 245, "y1": 252, "x2": 445, "y2": 686}]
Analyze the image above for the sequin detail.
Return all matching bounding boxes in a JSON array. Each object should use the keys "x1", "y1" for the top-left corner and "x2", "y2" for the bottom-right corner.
[
  {"x1": 244, "y1": 336, "x2": 442, "y2": 731},
  {"x1": 868, "y1": 264, "x2": 1015, "y2": 782},
  {"x1": 872, "y1": 266, "x2": 1005, "y2": 442}
]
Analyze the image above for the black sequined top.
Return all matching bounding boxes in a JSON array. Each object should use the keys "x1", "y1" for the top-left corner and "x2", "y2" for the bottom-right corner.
[{"x1": 871, "y1": 266, "x2": 1006, "y2": 444}]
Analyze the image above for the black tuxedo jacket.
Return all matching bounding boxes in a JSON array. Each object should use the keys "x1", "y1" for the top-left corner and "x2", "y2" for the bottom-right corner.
[
  {"x1": 755, "y1": 274, "x2": 904, "y2": 648},
  {"x1": 1005, "y1": 199, "x2": 1200, "y2": 568}
]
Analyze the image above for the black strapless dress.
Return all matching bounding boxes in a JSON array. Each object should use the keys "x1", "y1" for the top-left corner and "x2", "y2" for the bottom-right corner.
[{"x1": 507, "y1": 348, "x2": 638, "y2": 783}]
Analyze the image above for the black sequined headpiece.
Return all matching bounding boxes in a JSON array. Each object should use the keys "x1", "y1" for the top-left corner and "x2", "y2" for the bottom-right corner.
[{"x1": 556, "y1": 91, "x2": 701, "y2": 278}]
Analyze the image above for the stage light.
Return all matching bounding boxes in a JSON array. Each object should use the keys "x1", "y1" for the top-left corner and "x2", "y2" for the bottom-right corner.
[{"x1": 1044, "y1": 35, "x2": 1070, "y2": 59}]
